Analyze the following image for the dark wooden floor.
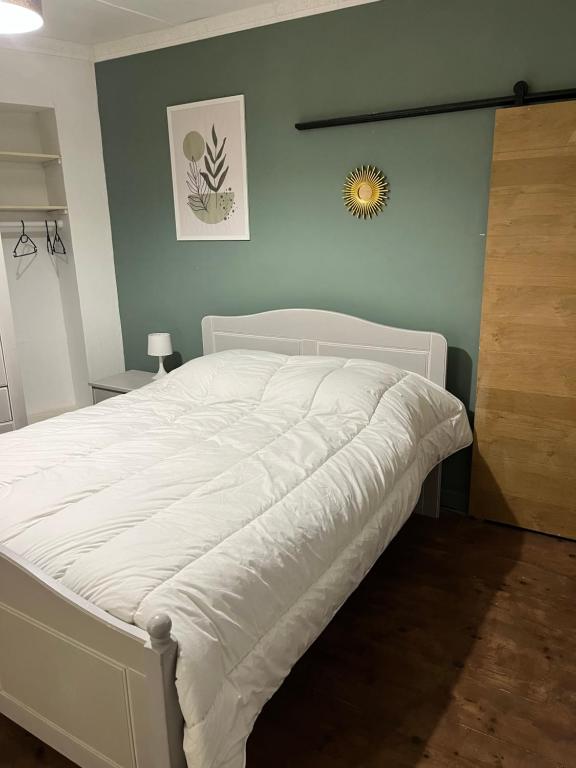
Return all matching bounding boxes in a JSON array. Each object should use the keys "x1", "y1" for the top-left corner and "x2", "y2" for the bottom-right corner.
[{"x1": 2, "y1": 515, "x2": 575, "y2": 767}]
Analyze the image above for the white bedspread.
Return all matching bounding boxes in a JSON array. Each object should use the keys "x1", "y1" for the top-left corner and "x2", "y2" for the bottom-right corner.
[{"x1": 0, "y1": 350, "x2": 471, "y2": 768}]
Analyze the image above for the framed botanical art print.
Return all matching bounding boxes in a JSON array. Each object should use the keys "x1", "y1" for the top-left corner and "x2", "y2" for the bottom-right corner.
[{"x1": 167, "y1": 95, "x2": 250, "y2": 240}]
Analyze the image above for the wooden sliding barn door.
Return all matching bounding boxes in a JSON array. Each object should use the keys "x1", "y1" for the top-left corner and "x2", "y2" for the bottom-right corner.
[{"x1": 470, "y1": 101, "x2": 576, "y2": 539}]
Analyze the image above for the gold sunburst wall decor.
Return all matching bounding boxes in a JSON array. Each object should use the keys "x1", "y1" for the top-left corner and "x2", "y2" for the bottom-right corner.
[{"x1": 342, "y1": 165, "x2": 389, "y2": 219}]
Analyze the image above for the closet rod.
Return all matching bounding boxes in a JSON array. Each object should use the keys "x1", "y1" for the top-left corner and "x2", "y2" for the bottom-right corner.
[
  {"x1": 1, "y1": 220, "x2": 64, "y2": 231},
  {"x1": 295, "y1": 81, "x2": 576, "y2": 131}
]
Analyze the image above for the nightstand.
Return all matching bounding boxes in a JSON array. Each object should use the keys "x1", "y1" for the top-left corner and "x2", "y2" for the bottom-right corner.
[{"x1": 89, "y1": 370, "x2": 155, "y2": 404}]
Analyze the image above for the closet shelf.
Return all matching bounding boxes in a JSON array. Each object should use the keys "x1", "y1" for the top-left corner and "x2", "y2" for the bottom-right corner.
[
  {"x1": 0, "y1": 151, "x2": 61, "y2": 165},
  {"x1": 0, "y1": 204, "x2": 68, "y2": 212}
]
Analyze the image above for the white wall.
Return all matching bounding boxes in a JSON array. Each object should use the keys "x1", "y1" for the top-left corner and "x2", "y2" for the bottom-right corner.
[
  {"x1": 0, "y1": 47, "x2": 124, "y2": 388},
  {"x1": 2, "y1": 233, "x2": 76, "y2": 416}
]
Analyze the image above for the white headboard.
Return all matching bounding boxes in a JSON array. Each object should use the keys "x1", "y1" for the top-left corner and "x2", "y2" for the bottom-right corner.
[{"x1": 201, "y1": 308, "x2": 447, "y2": 387}]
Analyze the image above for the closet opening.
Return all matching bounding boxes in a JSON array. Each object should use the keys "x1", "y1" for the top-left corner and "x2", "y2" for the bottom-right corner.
[{"x1": 0, "y1": 102, "x2": 89, "y2": 428}]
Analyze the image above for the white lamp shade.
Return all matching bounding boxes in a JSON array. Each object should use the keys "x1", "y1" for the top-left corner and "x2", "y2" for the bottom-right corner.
[
  {"x1": 148, "y1": 332, "x2": 172, "y2": 357},
  {"x1": 0, "y1": 0, "x2": 44, "y2": 34}
]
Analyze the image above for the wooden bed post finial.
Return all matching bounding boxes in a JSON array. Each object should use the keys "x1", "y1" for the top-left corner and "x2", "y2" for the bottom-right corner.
[
  {"x1": 147, "y1": 613, "x2": 173, "y2": 653},
  {"x1": 145, "y1": 612, "x2": 185, "y2": 766}
]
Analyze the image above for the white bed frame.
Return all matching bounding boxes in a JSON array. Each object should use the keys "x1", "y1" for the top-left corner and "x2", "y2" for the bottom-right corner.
[{"x1": 0, "y1": 309, "x2": 447, "y2": 768}]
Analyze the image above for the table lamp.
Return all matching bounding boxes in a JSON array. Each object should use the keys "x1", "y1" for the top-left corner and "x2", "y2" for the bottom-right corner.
[{"x1": 147, "y1": 332, "x2": 172, "y2": 379}]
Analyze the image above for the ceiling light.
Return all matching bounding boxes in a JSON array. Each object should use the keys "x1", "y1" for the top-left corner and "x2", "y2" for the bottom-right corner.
[{"x1": 0, "y1": 0, "x2": 43, "y2": 34}]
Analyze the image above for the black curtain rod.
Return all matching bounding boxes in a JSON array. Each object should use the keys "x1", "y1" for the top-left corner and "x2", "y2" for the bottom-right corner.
[{"x1": 295, "y1": 81, "x2": 576, "y2": 131}]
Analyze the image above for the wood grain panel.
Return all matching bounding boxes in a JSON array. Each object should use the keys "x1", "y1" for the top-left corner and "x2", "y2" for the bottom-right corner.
[
  {"x1": 492, "y1": 100, "x2": 576, "y2": 153},
  {"x1": 475, "y1": 434, "x2": 575, "y2": 474},
  {"x1": 477, "y1": 352, "x2": 575, "y2": 397},
  {"x1": 480, "y1": 322, "x2": 574, "y2": 354},
  {"x1": 487, "y1": 190, "x2": 576, "y2": 237},
  {"x1": 483, "y1": 239, "x2": 575, "y2": 287},
  {"x1": 491, "y1": 150, "x2": 576, "y2": 187},
  {"x1": 480, "y1": 285, "x2": 575, "y2": 326},
  {"x1": 471, "y1": 102, "x2": 576, "y2": 538},
  {"x1": 475, "y1": 388, "x2": 576, "y2": 423}
]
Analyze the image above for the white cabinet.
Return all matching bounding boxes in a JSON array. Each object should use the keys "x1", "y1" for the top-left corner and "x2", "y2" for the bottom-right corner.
[
  {"x1": 92, "y1": 387, "x2": 118, "y2": 404},
  {"x1": 90, "y1": 371, "x2": 155, "y2": 404}
]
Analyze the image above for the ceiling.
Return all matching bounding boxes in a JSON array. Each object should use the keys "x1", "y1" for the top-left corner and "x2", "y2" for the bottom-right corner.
[
  {"x1": 35, "y1": 0, "x2": 277, "y2": 45},
  {"x1": 0, "y1": 0, "x2": 377, "y2": 61}
]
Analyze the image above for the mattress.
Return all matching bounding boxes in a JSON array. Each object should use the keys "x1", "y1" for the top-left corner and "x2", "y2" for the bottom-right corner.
[{"x1": 0, "y1": 350, "x2": 472, "y2": 768}]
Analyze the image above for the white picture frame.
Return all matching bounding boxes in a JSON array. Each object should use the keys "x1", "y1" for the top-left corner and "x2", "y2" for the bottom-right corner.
[{"x1": 167, "y1": 95, "x2": 250, "y2": 241}]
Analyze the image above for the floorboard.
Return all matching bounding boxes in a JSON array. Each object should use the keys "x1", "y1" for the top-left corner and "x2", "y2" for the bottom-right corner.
[{"x1": 1, "y1": 515, "x2": 575, "y2": 767}]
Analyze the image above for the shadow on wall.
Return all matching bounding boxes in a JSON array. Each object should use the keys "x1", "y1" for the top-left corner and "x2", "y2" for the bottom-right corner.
[
  {"x1": 446, "y1": 346, "x2": 473, "y2": 411},
  {"x1": 165, "y1": 350, "x2": 183, "y2": 372},
  {"x1": 248, "y1": 463, "x2": 521, "y2": 766},
  {"x1": 442, "y1": 346, "x2": 474, "y2": 513}
]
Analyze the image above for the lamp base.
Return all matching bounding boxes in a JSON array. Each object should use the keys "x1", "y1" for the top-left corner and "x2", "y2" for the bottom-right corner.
[{"x1": 153, "y1": 356, "x2": 167, "y2": 379}]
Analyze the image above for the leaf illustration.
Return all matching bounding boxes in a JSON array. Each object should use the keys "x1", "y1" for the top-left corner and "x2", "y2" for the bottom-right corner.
[
  {"x1": 200, "y1": 171, "x2": 218, "y2": 193},
  {"x1": 214, "y1": 157, "x2": 226, "y2": 178},
  {"x1": 186, "y1": 161, "x2": 209, "y2": 212},
  {"x1": 204, "y1": 156, "x2": 214, "y2": 177},
  {"x1": 216, "y1": 166, "x2": 228, "y2": 191},
  {"x1": 188, "y1": 195, "x2": 206, "y2": 211},
  {"x1": 215, "y1": 137, "x2": 227, "y2": 161},
  {"x1": 211, "y1": 125, "x2": 218, "y2": 148},
  {"x1": 206, "y1": 143, "x2": 215, "y2": 163}
]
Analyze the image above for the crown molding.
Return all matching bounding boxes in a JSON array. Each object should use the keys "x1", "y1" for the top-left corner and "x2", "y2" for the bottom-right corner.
[
  {"x1": 0, "y1": 0, "x2": 379, "y2": 64},
  {"x1": 93, "y1": 0, "x2": 380, "y2": 62},
  {"x1": 0, "y1": 34, "x2": 92, "y2": 61}
]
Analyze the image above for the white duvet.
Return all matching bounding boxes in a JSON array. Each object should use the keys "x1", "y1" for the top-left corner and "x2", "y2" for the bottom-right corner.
[{"x1": 0, "y1": 350, "x2": 471, "y2": 768}]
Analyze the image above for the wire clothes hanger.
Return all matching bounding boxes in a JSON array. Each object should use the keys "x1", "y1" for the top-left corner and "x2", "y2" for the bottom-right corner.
[
  {"x1": 52, "y1": 219, "x2": 66, "y2": 255},
  {"x1": 45, "y1": 219, "x2": 66, "y2": 256},
  {"x1": 45, "y1": 219, "x2": 53, "y2": 255},
  {"x1": 13, "y1": 220, "x2": 38, "y2": 259}
]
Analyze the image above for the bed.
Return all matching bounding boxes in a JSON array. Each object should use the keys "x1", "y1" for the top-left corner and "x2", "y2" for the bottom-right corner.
[{"x1": 0, "y1": 309, "x2": 471, "y2": 768}]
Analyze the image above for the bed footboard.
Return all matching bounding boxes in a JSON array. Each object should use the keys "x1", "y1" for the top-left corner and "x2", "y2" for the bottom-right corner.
[{"x1": 0, "y1": 547, "x2": 186, "y2": 768}]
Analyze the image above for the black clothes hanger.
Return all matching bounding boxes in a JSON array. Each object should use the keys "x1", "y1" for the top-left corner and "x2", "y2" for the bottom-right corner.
[
  {"x1": 44, "y1": 219, "x2": 66, "y2": 256},
  {"x1": 45, "y1": 219, "x2": 53, "y2": 255},
  {"x1": 51, "y1": 219, "x2": 66, "y2": 255},
  {"x1": 13, "y1": 220, "x2": 38, "y2": 259}
]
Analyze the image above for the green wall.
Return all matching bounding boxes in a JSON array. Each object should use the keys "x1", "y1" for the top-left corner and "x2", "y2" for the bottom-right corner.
[{"x1": 95, "y1": 0, "x2": 576, "y2": 512}]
